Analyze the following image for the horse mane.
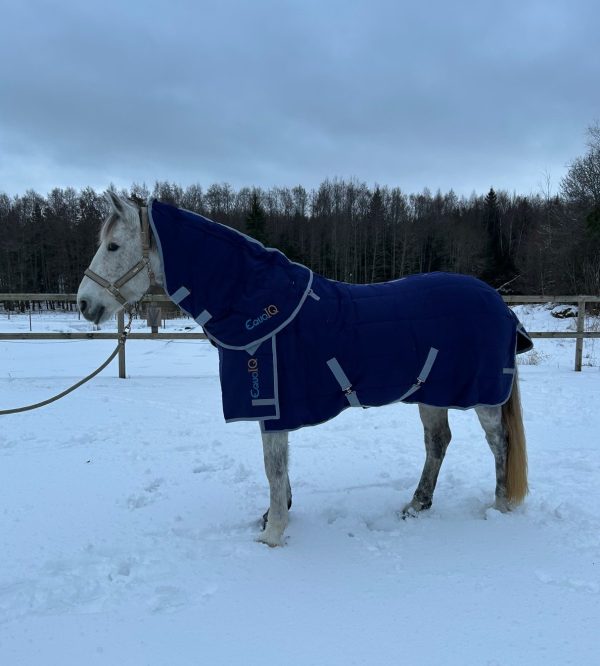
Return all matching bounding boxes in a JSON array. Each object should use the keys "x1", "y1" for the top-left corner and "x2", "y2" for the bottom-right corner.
[{"x1": 99, "y1": 212, "x2": 118, "y2": 243}]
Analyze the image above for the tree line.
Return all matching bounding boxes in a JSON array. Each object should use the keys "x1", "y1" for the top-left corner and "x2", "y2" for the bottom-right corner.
[{"x1": 1, "y1": 127, "x2": 599, "y2": 298}]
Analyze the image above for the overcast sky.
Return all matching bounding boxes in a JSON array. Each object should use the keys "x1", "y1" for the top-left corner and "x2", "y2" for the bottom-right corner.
[{"x1": 1, "y1": 0, "x2": 598, "y2": 198}]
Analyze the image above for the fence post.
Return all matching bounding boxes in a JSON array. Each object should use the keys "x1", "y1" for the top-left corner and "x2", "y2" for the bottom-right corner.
[
  {"x1": 575, "y1": 299, "x2": 585, "y2": 372},
  {"x1": 118, "y1": 311, "x2": 126, "y2": 378},
  {"x1": 147, "y1": 306, "x2": 161, "y2": 335}
]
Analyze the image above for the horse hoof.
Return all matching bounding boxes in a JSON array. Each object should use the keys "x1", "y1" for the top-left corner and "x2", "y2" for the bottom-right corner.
[
  {"x1": 401, "y1": 498, "x2": 431, "y2": 519},
  {"x1": 401, "y1": 506, "x2": 419, "y2": 520},
  {"x1": 493, "y1": 499, "x2": 511, "y2": 513},
  {"x1": 256, "y1": 530, "x2": 284, "y2": 547}
]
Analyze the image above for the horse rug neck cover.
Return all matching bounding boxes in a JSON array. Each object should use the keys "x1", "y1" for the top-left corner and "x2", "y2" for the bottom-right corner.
[{"x1": 148, "y1": 200, "x2": 533, "y2": 432}]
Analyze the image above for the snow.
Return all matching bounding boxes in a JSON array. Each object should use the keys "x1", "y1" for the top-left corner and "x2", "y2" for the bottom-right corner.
[{"x1": 0, "y1": 306, "x2": 599, "y2": 665}]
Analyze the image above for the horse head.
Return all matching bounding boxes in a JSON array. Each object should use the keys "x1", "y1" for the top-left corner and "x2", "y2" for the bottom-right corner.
[{"x1": 77, "y1": 191, "x2": 162, "y2": 324}]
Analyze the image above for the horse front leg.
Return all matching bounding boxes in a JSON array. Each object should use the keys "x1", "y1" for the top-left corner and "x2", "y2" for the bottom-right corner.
[
  {"x1": 403, "y1": 405, "x2": 452, "y2": 517},
  {"x1": 257, "y1": 429, "x2": 291, "y2": 547}
]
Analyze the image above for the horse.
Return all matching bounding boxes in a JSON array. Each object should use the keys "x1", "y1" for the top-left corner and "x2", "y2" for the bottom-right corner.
[{"x1": 77, "y1": 191, "x2": 532, "y2": 547}]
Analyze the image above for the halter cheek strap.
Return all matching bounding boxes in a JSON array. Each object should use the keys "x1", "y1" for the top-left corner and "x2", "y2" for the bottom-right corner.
[{"x1": 84, "y1": 206, "x2": 154, "y2": 307}]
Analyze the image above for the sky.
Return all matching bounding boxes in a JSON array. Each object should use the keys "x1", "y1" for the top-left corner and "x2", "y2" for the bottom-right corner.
[{"x1": 1, "y1": 0, "x2": 599, "y2": 198}]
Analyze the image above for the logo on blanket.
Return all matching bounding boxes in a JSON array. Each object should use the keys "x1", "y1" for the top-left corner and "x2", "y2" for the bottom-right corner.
[
  {"x1": 245, "y1": 304, "x2": 279, "y2": 330},
  {"x1": 248, "y1": 358, "x2": 260, "y2": 398}
]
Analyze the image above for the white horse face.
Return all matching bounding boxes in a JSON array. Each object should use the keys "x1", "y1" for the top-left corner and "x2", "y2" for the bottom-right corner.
[{"x1": 77, "y1": 192, "x2": 152, "y2": 324}]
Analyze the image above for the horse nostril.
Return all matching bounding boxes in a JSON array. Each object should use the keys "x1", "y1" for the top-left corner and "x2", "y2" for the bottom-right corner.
[{"x1": 80, "y1": 299, "x2": 87, "y2": 313}]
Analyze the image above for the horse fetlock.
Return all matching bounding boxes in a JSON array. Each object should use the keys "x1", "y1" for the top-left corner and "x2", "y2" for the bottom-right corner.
[
  {"x1": 401, "y1": 497, "x2": 432, "y2": 518},
  {"x1": 261, "y1": 495, "x2": 292, "y2": 530},
  {"x1": 401, "y1": 505, "x2": 419, "y2": 519},
  {"x1": 261, "y1": 509, "x2": 270, "y2": 530},
  {"x1": 256, "y1": 519, "x2": 287, "y2": 547}
]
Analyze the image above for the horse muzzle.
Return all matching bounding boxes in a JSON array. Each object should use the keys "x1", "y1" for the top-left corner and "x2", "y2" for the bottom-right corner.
[{"x1": 78, "y1": 298, "x2": 107, "y2": 325}]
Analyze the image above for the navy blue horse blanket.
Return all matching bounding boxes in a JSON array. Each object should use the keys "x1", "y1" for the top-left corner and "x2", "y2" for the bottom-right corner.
[{"x1": 148, "y1": 200, "x2": 533, "y2": 432}]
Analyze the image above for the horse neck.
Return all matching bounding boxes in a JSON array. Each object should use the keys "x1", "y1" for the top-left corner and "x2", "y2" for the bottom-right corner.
[{"x1": 148, "y1": 246, "x2": 165, "y2": 288}]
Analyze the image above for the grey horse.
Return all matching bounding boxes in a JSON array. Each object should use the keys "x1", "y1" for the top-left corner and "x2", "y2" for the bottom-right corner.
[{"x1": 77, "y1": 192, "x2": 528, "y2": 547}]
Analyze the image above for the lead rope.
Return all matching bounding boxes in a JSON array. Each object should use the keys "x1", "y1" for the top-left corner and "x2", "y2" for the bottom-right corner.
[{"x1": 0, "y1": 311, "x2": 133, "y2": 416}]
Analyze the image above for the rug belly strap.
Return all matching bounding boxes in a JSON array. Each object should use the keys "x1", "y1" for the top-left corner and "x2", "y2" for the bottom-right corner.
[{"x1": 326, "y1": 358, "x2": 361, "y2": 407}]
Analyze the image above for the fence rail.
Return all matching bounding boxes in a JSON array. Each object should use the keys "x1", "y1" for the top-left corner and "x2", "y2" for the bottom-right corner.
[{"x1": 2, "y1": 294, "x2": 599, "y2": 374}]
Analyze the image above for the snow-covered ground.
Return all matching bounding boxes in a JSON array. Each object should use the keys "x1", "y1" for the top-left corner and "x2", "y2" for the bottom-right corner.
[{"x1": 0, "y1": 306, "x2": 598, "y2": 665}]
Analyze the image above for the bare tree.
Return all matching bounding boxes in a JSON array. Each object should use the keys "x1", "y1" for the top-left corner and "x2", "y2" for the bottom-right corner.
[{"x1": 561, "y1": 123, "x2": 600, "y2": 207}]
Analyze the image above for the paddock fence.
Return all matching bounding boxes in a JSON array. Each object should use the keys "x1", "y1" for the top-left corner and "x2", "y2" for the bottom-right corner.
[{"x1": 1, "y1": 293, "x2": 600, "y2": 376}]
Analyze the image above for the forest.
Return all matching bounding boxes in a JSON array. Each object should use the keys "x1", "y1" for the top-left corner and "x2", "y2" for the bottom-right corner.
[{"x1": 1, "y1": 127, "x2": 599, "y2": 298}]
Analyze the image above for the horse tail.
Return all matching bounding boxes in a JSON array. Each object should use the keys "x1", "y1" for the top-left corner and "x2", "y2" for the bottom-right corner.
[{"x1": 502, "y1": 369, "x2": 528, "y2": 504}]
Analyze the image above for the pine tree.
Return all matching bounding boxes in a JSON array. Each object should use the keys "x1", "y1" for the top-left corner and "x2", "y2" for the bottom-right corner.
[
  {"x1": 246, "y1": 190, "x2": 267, "y2": 245},
  {"x1": 481, "y1": 188, "x2": 517, "y2": 290}
]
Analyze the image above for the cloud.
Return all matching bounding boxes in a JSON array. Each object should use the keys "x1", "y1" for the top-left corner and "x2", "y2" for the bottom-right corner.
[{"x1": 1, "y1": 0, "x2": 599, "y2": 196}]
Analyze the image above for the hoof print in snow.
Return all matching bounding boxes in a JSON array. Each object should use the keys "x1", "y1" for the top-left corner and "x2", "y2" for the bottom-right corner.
[
  {"x1": 256, "y1": 531, "x2": 286, "y2": 547},
  {"x1": 149, "y1": 586, "x2": 187, "y2": 613},
  {"x1": 126, "y1": 478, "x2": 164, "y2": 509}
]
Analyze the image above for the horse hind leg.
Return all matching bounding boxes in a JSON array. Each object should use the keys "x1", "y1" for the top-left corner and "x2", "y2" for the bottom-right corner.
[
  {"x1": 476, "y1": 377, "x2": 528, "y2": 511},
  {"x1": 256, "y1": 429, "x2": 292, "y2": 547},
  {"x1": 403, "y1": 405, "x2": 452, "y2": 516},
  {"x1": 475, "y1": 405, "x2": 510, "y2": 511}
]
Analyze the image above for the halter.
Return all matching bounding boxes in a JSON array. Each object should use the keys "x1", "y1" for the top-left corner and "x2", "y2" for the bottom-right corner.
[{"x1": 84, "y1": 206, "x2": 155, "y2": 306}]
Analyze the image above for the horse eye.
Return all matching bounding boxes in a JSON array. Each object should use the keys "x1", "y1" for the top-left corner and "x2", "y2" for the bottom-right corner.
[{"x1": 107, "y1": 242, "x2": 120, "y2": 252}]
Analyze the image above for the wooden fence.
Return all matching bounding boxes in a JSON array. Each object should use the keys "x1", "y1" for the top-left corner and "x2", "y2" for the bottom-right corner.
[{"x1": 1, "y1": 293, "x2": 600, "y2": 376}]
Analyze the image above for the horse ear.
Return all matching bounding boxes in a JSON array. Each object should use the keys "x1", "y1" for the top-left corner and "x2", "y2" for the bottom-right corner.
[{"x1": 105, "y1": 190, "x2": 125, "y2": 213}]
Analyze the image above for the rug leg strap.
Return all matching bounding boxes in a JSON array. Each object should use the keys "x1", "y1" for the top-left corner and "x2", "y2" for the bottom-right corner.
[
  {"x1": 397, "y1": 347, "x2": 439, "y2": 402},
  {"x1": 326, "y1": 358, "x2": 362, "y2": 407}
]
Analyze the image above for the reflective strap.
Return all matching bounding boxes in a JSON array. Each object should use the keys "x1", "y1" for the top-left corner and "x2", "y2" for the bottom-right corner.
[
  {"x1": 171, "y1": 286, "x2": 190, "y2": 304},
  {"x1": 252, "y1": 398, "x2": 276, "y2": 406},
  {"x1": 397, "y1": 383, "x2": 423, "y2": 401},
  {"x1": 345, "y1": 391, "x2": 361, "y2": 408},
  {"x1": 327, "y1": 358, "x2": 361, "y2": 407},
  {"x1": 503, "y1": 367, "x2": 516, "y2": 374},
  {"x1": 398, "y1": 347, "x2": 439, "y2": 402},
  {"x1": 417, "y1": 347, "x2": 438, "y2": 383},
  {"x1": 195, "y1": 310, "x2": 212, "y2": 326},
  {"x1": 309, "y1": 289, "x2": 320, "y2": 301},
  {"x1": 246, "y1": 342, "x2": 261, "y2": 356}
]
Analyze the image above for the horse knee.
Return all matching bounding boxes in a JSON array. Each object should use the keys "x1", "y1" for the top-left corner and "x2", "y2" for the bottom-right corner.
[
  {"x1": 419, "y1": 406, "x2": 451, "y2": 456},
  {"x1": 262, "y1": 432, "x2": 288, "y2": 480},
  {"x1": 424, "y1": 425, "x2": 451, "y2": 458}
]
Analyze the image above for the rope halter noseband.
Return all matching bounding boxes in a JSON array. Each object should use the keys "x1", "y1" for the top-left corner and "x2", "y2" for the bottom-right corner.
[{"x1": 84, "y1": 206, "x2": 155, "y2": 307}]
